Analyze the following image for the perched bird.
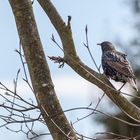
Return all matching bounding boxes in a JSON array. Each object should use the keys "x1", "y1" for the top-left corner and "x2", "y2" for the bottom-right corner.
[{"x1": 97, "y1": 41, "x2": 138, "y2": 91}]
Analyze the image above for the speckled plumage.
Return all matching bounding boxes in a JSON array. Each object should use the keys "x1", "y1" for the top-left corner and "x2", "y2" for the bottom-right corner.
[{"x1": 97, "y1": 41, "x2": 138, "y2": 91}]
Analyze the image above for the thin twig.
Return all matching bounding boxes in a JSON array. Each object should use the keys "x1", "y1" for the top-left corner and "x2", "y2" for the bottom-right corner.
[
  {"x1": 95, "y1": 131, "x2": 130, "y2": 139},
  {"x1": 121, "y1": 91, "x2": 140, "y2": 99},
  {"x1": 63, "y1": 107, "x2": 140, "y2": 127},
  {"x1": 72, "y1": 93, "x2": 105, "y2": 125},
  {"x1": 15, "y1": 41, "x2": 34, "y2": 92},
  {"x1": 10, "y1": 69, "x2": 20, "y2": 116},
  {"x1": 83, "y1": 25, "x2": 100, "y2": 72},
  {"x1": 51, "y1": 34, "x2": 64, "y2": 52},
  {"x1": 15, "y1": 40, "x2": 28, "y2": 81},
  {"x1": 40, "y1": 104, "x2": 73, "y2": 140}
]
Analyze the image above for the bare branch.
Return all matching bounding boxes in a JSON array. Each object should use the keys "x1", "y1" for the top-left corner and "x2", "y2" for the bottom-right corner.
[
  {"x1": 37, "y1": 0, "x2": 140, "y2": 123},
  {"x1": 84, "y1": 25, "x2": 100, "y2": 72},
  {"x1": 9, "y1": 0, "x2": 78, "y2": 139},
  {"x1": 63, "y1": 107, "x2": 140, "y2": 127},
  {"x1": 72, "y1": 93, "x2": 105, "y2": 125},
  {"x1": 51, "y1": 34, "x2": 64, "y2": 52}
]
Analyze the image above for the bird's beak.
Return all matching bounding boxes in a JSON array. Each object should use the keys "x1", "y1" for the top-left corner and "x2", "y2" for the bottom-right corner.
[{"x1": 97, "y1": 43, "x2": 101, "y2": 46}]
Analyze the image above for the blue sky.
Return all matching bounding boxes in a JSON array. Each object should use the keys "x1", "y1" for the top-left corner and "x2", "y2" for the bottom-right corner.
[{"x1": 0, "y1": 0, "x2": 134, "y2": 139}]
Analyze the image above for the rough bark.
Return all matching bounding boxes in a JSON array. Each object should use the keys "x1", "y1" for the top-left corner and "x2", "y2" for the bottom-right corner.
[
  {"x1": 9, "y1": 0, "x2": 78, "y2": 139},
  {"x1": 37, "y1": 0, "x2": 140, "y2": 123}
]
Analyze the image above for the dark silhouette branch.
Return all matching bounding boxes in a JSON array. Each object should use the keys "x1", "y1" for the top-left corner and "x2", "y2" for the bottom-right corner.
[{"x1": 83, "y1": 25, "x2": 100, "y2": 72}]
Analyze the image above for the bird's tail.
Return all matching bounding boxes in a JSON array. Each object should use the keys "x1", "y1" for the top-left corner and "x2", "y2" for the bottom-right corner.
[{"x1": 128, "y1": 78, "x2": 138, "y2": 92}]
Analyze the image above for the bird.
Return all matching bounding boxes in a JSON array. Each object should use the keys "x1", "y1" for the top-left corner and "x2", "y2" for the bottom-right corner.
[{"x1": 97, "y1": 41, "x2": 138, "y2": 91}]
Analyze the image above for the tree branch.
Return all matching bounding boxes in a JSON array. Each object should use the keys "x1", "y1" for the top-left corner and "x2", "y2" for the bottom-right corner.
[
  {"x1": 8, "y1": 0, "x2": 77, "y2": 139},
  {"x1": 37, "y1": 0, "x2": 77, "y2": 58},
  {"x1": 37, "y1": 0, "x2": 140, "y2": 122}
]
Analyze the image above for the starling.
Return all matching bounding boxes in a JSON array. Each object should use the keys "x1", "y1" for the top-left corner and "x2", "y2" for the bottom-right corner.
[{"x1": 97, "y1": 41, "x2": 138, "y2": 91}]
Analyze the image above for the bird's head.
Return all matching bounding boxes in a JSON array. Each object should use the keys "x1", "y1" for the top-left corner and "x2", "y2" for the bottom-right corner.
[{"x1": 97, "y1": 41, "x2": 115, "y2": 53}]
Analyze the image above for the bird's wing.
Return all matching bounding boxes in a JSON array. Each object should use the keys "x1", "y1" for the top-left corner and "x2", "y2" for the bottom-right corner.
[{"x1": 105, "y1": 51, "x2": 135, "y2": 78}]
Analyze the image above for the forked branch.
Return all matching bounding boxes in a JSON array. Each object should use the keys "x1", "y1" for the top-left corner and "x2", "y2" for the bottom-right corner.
[{"x1": 37, "y1": 0, "x2": 140, "y2": 122}]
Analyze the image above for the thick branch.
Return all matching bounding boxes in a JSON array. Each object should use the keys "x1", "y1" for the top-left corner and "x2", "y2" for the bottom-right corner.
[
  {"x1": 37, "y1": 0, "x2": 77, "y2": 57},
  {"x1": 37, "y1": 0, "x2": 140, "y2": 122},
  {"x1": 9, "y1": 0, "x2": 77, "y2": 139}
]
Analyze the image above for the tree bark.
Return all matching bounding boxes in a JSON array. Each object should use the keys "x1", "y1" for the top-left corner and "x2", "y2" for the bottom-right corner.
[
  {"x1": 9, "y1": 0, "x2": 78, "y2": 139},
  {"x1": 37, "y1": 0, "x2": 140, "y2": 123}
]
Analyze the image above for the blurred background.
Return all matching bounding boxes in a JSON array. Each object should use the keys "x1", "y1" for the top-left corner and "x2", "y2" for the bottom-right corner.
[{"x1": 0, "y1": 0, "x2": 140, "y2": 139}]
